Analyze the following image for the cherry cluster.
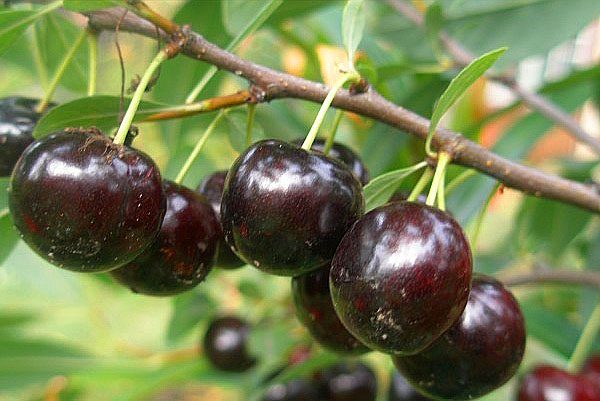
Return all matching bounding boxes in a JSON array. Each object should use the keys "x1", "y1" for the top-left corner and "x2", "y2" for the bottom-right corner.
[{"x1": 0, "y1": 96, "x2": 541, "y2": 400}]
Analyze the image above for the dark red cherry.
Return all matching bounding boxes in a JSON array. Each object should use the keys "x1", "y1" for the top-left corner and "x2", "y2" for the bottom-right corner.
[
  {"x1": 330, "y1": 201, "x2": 472, "y2": 355},
  {"x1": 292, "y1": 138, "x2": 369, "y2": 185},
  {"x1": 582, "y1": 355, "x2": 600, "y2": 389},
  {"x1": 517, "y1": 365, "x2": 600, "y2": 401},
  {"x1": 203, "y1": 316, "x2": 256, "y2": 372},
  {"x1": 262, "y1": 379, "x2": 320, "y2": 401},
  {"x1": 9, "y1": 129, "x2": 165, "y2": 272},
  {"x1": 388, "y1": 371, "x2": 432, "y2": 401},
  {"x1": 0, "y1": 97, "x2": 49, "y2": 176},
  {"x1": 110, "y1": 180, "x2": 220, "y2": 296},
  {"x1": 221, "y1": 139, "x2": 364, "y2": 276},
  {"x1": 318, "y1": 362, "x2": 377, "y2": 401},
  {"x1": 392, "y1": 274, "x2": 525, "y2": 400},
  {"x1": 292, "y1": 267, "x2": 369, "y2": 354},
  {"x1": 196, "y1": 170, "x2": 245, "y2": 269}
]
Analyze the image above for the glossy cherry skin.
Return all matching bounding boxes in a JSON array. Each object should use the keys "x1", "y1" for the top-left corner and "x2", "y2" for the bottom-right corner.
[
  {"x1": 110, "y1": 180, "x2": 220, "y2": 296},
  {"x1": 388, "y1": 371, "x2": 432, "y2": 401},
  {"x1": 9, "y1": 129, "x2": 165, "y2": 272},
  {"x1": 292, "y1": 267, "x2": 369, "y2": 354},
  {"x1": 292, "y1": 138, "x2": 370, "y2": 185},
  {"x1": 196, "y1": 170, "x2": 245, "y2": 269},
  {"x1": 582, "y1": 355, "x2": 600, "y2": 389},
  {"x1": 0, "y1": 97, "x2": 46, "y2": 176},
  {"x1": 203, "y1": 316, "x2": 256, "y2": 372},
  {"x1": 221, "y1": 139, "x2": 364, "y2": 276},
  {"x1": 330, "y1": 201, "x2": 472, "y2": 355},
  {"x1": 392, "y1": 274, "x2": 526, "y2": 400},
  {"x1": 263, "y1": 379, "x2": 320, "y2": 401},
  {"x1": 517, "y1": 365, "x2": 600, "y2": 401},
  {"x1": 318, "y1": 362, "x2": 377, "y2": 401}
]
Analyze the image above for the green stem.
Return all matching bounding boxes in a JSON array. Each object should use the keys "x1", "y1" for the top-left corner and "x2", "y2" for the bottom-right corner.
[
  {"x1": 469, "y1": 183, "x2": 499, "y2": 253},
  {"x1": 567, "y1": 303, "x2": 600, "y2": 373},
  {"x1": 437, "y1": 170, "x2": 446, "y2": 211},
  {"x1": 301, "y1": 72, "x2": 359, "y2": 150},
  {"x1": 30, "y1": 29, "x2": 48, "y2": 91},
  {"x1": 407, "y1": 167, "x2": 434, "y2": 202},
  {"x1": 184, "y1": 0, "x2": 283, "y2": 104},
  {"x1": 87, "y1": 30, "x2": 98, "y2": 97},
  {"x1": 113, "y1": 51, "x2": 168, "y2": 145},
  {"x1": 246, "y1": 103, "x2": 256, "y2": 147},
  {"x1": 426, "y1": 152, "x2": 451, "y2": 206},
  {"x1": 445, "y1": 169, "x2": 476, "y2": 195},
  {"x1": 323, "y1": 109, "x2": 344, "y2": 155},
  {"x1": 174, "y1": 111, "x2": 226, "y2": 185},
  {"x1": 35, "y1": 29, "x2": 87, "y2": 113}
]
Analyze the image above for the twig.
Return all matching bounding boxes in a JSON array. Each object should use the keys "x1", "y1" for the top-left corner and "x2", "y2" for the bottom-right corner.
[
  {"x1": 84, "y1": 8, "x2": 600, "y2": 213},
  {"x1": 501, "y1": 269, "x2": 600, "y2": 289},
  {"x1": 386, "y1": 0, "x2": 600, "y2": 155}
]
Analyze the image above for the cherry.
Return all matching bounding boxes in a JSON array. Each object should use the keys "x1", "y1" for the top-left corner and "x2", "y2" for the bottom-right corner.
[
  {"x1": 262, "y1": 379, "x2": 320, "y2": 401},
  {"x1": 582, "y1": 355, "x2": 600, "y2": 389},
  {"x1": 330, "y1": 201, "x2": 472, "y2": 355},
  {"x1": 292, "y1": 267, "x2": 369, "y2": 354},
  {"x1": 292, "y1": 138, "x2": 370, "y2": 185},
  {"x1": 318, "y1": 362, "x2": 377, "y2": 401},
  {"x1": 221, "y1": 139, "x2": 364, "y2": 276},
  {"x1": 110, "y1": 180, "x2": 220, "y2": 296},
  {"x1": 0, "y1": 97, "x2": 48, "y2": 177},
  {"x1": 392, "y1": 274, "x2": 526, "y2": 400},
  {"x1": 196, "y1": 170, "x2": 245, "y2": 269},
  {"x1": 388, "y1": 371, "x2": 432, "y2": 401},
  {"x1": 9, "y1": 129, "x2": 165, "y2": 272},
  {"x1": 203, "y1": 316, "x2": 256, "y2": 372},
  {"x1": 517, "y1": 365, "x2": 600, "y2": 401}
]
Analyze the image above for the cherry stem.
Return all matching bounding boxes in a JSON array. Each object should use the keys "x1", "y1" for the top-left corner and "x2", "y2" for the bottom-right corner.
[
  {"x1": 113, "y1": 50, "x2": 168, "y2": 145},
  {"x1": 87, "y1": 30, "x2": 98, "y2": 96},
  {"x1": 567, "y1": 303, "x2": 600, "y2": 373},
  {"x1": 35, "y1": 29, "x2": 87, "y2": 113},
  {"x1": 301, "y1": 71, "x2": 360, "y2": 150},
  {"x1": 469, "y1": 183, "x2": 499, "y2": 254},
  {"x1": 126, "y1": 0, "x2": 179, "y2": 35},
  {"x1": 246, "y1": 103, "x2": 256, "y2": 147},
  {"x1": 437, "y1": 170, "x2": 446, "y2": 210},
  {"x1": 174, "y1": 110, "x2": 226, "y2": 185},
  {"x1": 408, "y1": 167, "x2": 434, "y2": 202},
  {"x1": 426, "y1": 152, "x2": 451, "y2": 207},
  {"x1": 143, "y1": 91, "x2": 250, "y2": 122},
  {"x1": 323, "y1": 109, "x2": 344, "y2": 155}
]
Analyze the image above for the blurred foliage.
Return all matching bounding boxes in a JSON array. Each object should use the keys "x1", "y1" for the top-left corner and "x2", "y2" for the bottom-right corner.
[{"x1": 0, "y1": 0, "x2": 599, "y2": 400}]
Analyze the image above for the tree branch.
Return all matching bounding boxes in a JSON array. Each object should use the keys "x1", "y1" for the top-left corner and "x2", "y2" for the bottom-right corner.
[
  {"x1": 501, "y1": 269, "x2": 600, "y2": 290},
  {"x1": 85, "y1": 8, "x2": 600, "y2": 214},
  {"x1": 386, "y1": 0, "x2": 600, "y2": 155}
]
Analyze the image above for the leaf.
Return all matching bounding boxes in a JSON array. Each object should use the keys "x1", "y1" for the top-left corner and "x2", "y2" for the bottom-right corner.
[
  {"x1": 247, "y1": 320, "x2": 298, "y2": 366},
  {"x1": 341, "y1": 0, "x2": 365, "y2": 67},
  {"x1": 63, "y1": 0, "x2": 118, "y2": 12},
  {"x1": 166, "y1": 288, "x2": 216, "y2": 344},
  {"x1": 424, "y1": 2, "x2": 444, "y2": 58},
  {"x1": 429, "y1": 47, "x2": 506, "y2": 140},
  {"x1": 363, "y1": 163, "x2": 427, "y2": 211},
  {"x1": 222, "y1": 0, "x2": 283, "y2": 37},
  {"x1": 225, "y1": 109, "x2": 265, "y2": 152},
  {"x1": 0, "y1": 10, "x2": 35, "y2": 55},
  {"x1": 33, "y1": 96, "x2": 169, "y2": 138},
  {"x1": 0, "y1": 210, "x2": 18, "y2": 265}
]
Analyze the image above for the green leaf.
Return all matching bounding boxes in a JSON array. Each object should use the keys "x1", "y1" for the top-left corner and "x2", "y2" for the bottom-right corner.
[
  {"x1": 33, "y1": 96, "x2": 169, "y2": 138},
  {"x1": 0, "y1": 210, "x2": 18, "y2": 265},
  {"x1": 341, "y1": 0, "x2": 365, "y2": 67},
  {"x1": 224, "y1": 109, "x2": 265, "y2": 152},
  {"x1": 429, "y1": 47, "x2": 506, "y2": 140},
  {"x1": 247, "y1": 320, "x2": 297, "y2": 366},
  {"x1": 424, "y1": 2, "x2": 444, "y2": 58},
  {"x1": 63, "y1": 0, "x2": 118, "y2": 12},
  {"x1": 222, "y1": 0, "x2": 283, "y2": 37},
  {"x1": 0, "y1": 1, "x2": 61, "y2": 55},
  {"x1": 363, "y1": 163, "x2": 427, "y2": 211},
  {"x1": 166, "y1": 288, "x2": 216, "y2": 344}
]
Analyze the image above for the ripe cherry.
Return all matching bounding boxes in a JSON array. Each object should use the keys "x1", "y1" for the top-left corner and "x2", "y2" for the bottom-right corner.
[
  {"x1": 517, "y1": 365, "x2": 600, "y2": 401},
  {"x1": 292, "y1": 267, "x2": 369, "y2": 354},
  {"x1": 330, "y1": 201, "x2": 472, "y2": 355},
  {"x1": 582, "y1": 355, "x2": 600, "y2": 389},
  {"x1": 203, "y1": 316, "x2": 256, "y2": 372},
  {"x1": 292, "y1": 138, "x2": 370, "y2": 185},
  {"x1": 196, "y1": 170, "x2": 245, "y2": 269},
  {"x1": 262, "y1": 379, "x2": 320, "y2": 401},
  {"x1": 9, "y1": 129, "x2": 165, "y2": 272},
  {"x1": 221, "y1": 139, "x2": 364, "y2": 276},
  {"x1": 110, "y1": 180, "x2": 220, "y2": 296},
  {"x1": 318, "y1": 362, "x2": 377, "y2": 401},
  {"x1": 392, "y1": 274, "x2": 526, "y2": 400},
  {"x1": 388, "y1": 371, "x2": 432, "y2": 401},
  {"x1": 0, "y1": 97, "x2": 47, "y2": 176}
]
